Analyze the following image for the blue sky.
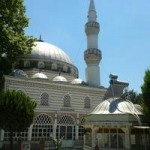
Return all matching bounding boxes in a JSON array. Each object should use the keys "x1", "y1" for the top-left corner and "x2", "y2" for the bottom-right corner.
[{"x1": 24, "y1": 0, "x2": 150, "y2": 93}]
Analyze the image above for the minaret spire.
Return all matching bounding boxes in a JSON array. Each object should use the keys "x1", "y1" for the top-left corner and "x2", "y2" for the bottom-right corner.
[
  {"x1": 84, "y1": 0, "x2": 102, "y2": 87},
  {"x1": 88, "y1": 0, "x2": 97, "y2": 22},
  {"x1": 89, "y1": 0, "x2": 96, "y2": 11}
]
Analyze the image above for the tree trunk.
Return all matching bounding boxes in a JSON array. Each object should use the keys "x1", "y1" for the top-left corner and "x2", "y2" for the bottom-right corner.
[
  {"x1": 0, "y1": 78, "x2": 4, "y2": 91},
  {"x1": 10, "y1": 131, "x2": 13, "y2": 150}
]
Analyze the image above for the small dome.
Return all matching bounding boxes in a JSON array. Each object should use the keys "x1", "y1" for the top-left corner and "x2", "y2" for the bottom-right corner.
[
  {"x1": 10, "y1": 69, "x2": 28, "y2": 77},
  {"x1": 71, "y1": 78, "x2": 84, "y2": 84},
  {"x1": 25, "y1": 41, "x2": 73, "y2": 65},
  {"x1": 31, "y1": 73, "x2": 48, "y2": 79},
  {"x1": 91, "y1": 98, "x2": 142, "y2": 115},
  {"x1": 53, "y1": 76, "x2": 68, "y2": 82}
]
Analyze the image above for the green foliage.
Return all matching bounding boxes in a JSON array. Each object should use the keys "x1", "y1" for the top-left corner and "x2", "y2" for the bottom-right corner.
[
  {"x1": 0, "y1": 0, "x2": 36, "y2": 77},
  {"x1": 0, "y1": 90, "x2": 37, "y2": 132},
  {"x1": 141, "y1": 69, "x2": 150, "y2": 118},
  {"x1": 121, "y1": 89, "x2": 141, "y2": 104}
]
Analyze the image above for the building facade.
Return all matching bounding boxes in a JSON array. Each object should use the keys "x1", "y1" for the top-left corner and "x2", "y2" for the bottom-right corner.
[
  {"x1": 0, "y1": 0, "x2": 107, "y2": 149},
  {"x1": 0, "y1": 0, "x2": 149, "y2": 150}
]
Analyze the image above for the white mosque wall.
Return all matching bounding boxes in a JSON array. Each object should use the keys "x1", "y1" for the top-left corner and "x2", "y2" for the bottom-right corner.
[{"x1": 4, "y1": 76, "x2": 106, "y2": 114}]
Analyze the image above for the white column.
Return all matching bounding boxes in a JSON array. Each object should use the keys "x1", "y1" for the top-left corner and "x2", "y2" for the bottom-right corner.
[
  {"x1": 53, "y1": 125, "x2": 57, "y2": 139},
  {"x1": 27, "y1": 124, "x2": 33, "y2": 141},
  {"x1": 125, "y1": 127, "x2": 131, "y2": 150},
  {"x1": 76, "y1": 113, "x2": 79, "y2": 140},
  {"x1": 53, "y1": 113, "x2": 57, "y2": 139},
  {"x1": 76, "y1": 126, "x2": 79, "y2": 140},
  {"x1": 92, "y1": 127, "x2": 96, "y2": 148}
]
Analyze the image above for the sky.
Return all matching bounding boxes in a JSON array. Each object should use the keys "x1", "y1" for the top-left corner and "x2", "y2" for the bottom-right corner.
[{"x1": 24, "y1": 0, "x2": 150, "y2": 93}]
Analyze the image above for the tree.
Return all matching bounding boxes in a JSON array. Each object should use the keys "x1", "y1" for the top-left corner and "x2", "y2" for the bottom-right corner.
[
  {"x1": 121, "y1": 89, "x2": 142, "y2": 104},
  {"x1": 141, "y1": 69, "x2": 150, "y2": 121},
  {"x1": 0, "y1": 90, "x2": 37, "y2": 150},
  {"x1": 0, "y1": 0, "x2": 35, "y2": 78}
]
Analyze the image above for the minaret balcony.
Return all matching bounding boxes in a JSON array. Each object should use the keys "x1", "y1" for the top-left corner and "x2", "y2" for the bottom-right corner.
[
  {"x1": 84, "y1": 48, "x2": 102, "y2": 64},
  {"x1": 85, "y1": 21, "x2": 100, "y2": 35}
]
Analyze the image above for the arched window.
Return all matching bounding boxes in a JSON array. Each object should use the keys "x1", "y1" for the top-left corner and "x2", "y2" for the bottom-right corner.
[
  {"x1": 64, "y1": 94, "x2": 71, "y2": 107},
  {"x1": 57, "y1": 115, "x2": 75, "y2": 140},
  {"x1": 84, "y1": 97, "x2": 91, "y2": 108},
  {"x1": 41, "y1": 92, "x2": 49, "y2": 105},
  {"x1": 51, "y1": 63, "x2": 57, "y2": 70},
  {"x1": 38, "y1": 61, "x2": 45, "y2": 69},
  {"x1": 32, "y1": 114, "x2": 53, "y2": 141},
  {"x1": 71, "y1": 68, "x2": 74, "y2": 75},
  {"x1": 63, "y1": 65, "x2": 68, "y2": 72},
  {"x1": 24, "y1": 60, "x2": 30, "y2": 68},
  {"x1": 58, "y1": 115, "x2": 75, "y2": 125}
]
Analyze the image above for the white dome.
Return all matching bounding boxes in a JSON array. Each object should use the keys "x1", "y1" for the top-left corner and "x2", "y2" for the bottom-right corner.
[
  {"x1": 53, "y1": 76, "x2": 68, "y2": 82},
  {"x1": 10, "y1": 69, "x2": 28, "y2": 77},
  {"x1": 28, "y1": 41, "x2": 73, "y2": 65},
  {"x1": 31, "y1": 73, "x2": 48, "y2": 79},
  {"x1": 71, "y1": 78, "x2": 83, "y2": 84},
  {"x1": 91, "y1": 98, "x2": 142, "y2": 115}
]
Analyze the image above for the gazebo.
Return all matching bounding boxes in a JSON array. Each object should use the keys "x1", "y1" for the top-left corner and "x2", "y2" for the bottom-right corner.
[{"x1": 82, "y1": 97, "x2": 150, "y2": 150}]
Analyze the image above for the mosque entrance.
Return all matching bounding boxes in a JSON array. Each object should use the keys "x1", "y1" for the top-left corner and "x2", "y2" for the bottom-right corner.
[{"x1": 57, "y1": 115, "x2": 75, "y2": 147}]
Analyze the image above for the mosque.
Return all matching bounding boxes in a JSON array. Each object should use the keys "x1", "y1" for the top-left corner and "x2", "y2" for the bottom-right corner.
[{"x1": 0, "y1": 0, "x2": 150, "y2": 150}]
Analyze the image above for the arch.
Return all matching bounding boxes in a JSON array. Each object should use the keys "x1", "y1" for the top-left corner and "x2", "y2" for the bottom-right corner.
[
  {"x1": 24, "y1": 60, "x2": 30, "y2": 68},
  {"x1": 38, "y1": 61, "x2": 45, "y2": 69},
  {"x1": 51, "y1": 63, "x2": 57, "y2": 70},
  {"x1": 35, "y1": 113, "x2": 53, "y2": 124},
  {"x1": 84, "y1": 96, "x2": 91, "y2": 108},
  {"x1": 58, "y1": 115, "x2": 75, "y2": 125},
  {"x1": 63, "y1": 94, "x2": 71, "y2": 107},
  {"x1": 40, "y1": 92, "x2": 49, "y2": 105},
  {"x1": 32, "y1": 114, "x2": 53, "y2": 141}
]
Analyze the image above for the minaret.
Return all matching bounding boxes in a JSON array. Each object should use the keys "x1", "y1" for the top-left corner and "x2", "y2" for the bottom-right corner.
[{"x1": 84, "y1": 0, "x2": 102, "y2": 87}]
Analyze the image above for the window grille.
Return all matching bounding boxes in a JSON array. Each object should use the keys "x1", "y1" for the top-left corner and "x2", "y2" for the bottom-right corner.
[
  {"x1": 32, "y1": 114, "x2": 53, "y2": 141},
  {"x1": 41, "y1": 92, "x2": 49, "y2": 105},
  {"x1": 64, "y1": 95, "x2": 71, "y2": 107},
  {"x1": 58, "y1": 115, "x2": 74, "y2": 125},
  {"x1": 84, "y1": 97, "x2": 91, "y2": 108},
  {"x1": 79, "y1": 126, "x2": 84, "y2": 140},
  {"x1": 4, "y1": 130, "x2": 28, "y2": 141}
]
